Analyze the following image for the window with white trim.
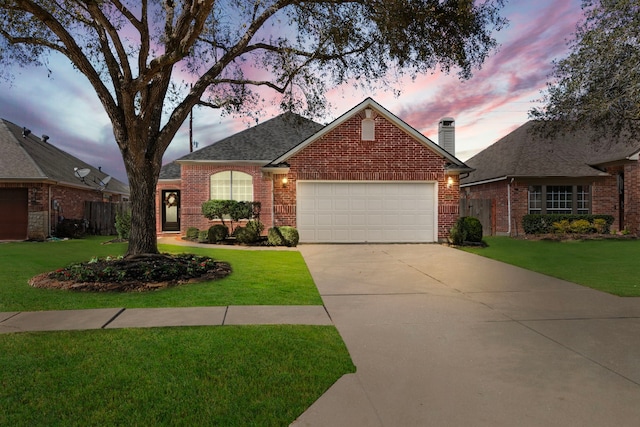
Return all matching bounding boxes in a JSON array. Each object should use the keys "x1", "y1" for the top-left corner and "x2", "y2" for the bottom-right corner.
[
  {"x1": 546, "y1": 185, "x2": 573, "y2": 214},
  {"x1": 528, "y1": 185, "x2": 590, "y2": 214},
  {"x1": 210, "y1": 171, "x2": 253, "y2": 201}
]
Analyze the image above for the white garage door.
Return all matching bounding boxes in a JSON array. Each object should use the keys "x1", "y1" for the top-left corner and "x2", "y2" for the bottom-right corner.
[{"x1": 297, "y1": 182, "x2": 437, "y2": 243}]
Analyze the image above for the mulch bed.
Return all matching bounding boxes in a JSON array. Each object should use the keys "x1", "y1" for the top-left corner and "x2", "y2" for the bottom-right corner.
[{"x1": 29, "y1": 256, "x2": 232, "y2": 293}]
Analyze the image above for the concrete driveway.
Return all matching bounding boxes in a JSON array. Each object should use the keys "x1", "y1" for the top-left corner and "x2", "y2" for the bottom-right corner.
[{"x1": 292, "y1": 244, "x2": 640, "y2": 427}]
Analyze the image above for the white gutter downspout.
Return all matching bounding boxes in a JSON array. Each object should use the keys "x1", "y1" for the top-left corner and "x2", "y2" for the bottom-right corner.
[{"x1": 507, "y1": 178, "x2": 514, "y2": 235}]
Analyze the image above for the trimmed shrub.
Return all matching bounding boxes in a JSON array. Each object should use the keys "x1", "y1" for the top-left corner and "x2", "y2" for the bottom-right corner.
[
  {"x1": 115, "y1": 210, "x2": 131, "y2": 240},
  {"x1": 449, "y1": 216, "x2": 482, "y2": 245},
  {"x1": 523, "y1": 214, "x2": 614, "y2": 234},
  {"x1": 186, "y1": 227, "x2": 199, "y2": 241},
  {"x1": 197, "y1": 230, "x2": 209, "y2": 243},
  {"x1": 268, "y1": 226, "x2": 299, "y2": 247},
  {"x1": 233, "y1": 221, "x2": 264, "y2": 244},
  {"x1": 552, "y1": 220, "x2": 571, "y2": 234},
  {"x1": 208, "y1": 224, "x2": 229, "y2": 243},
  {"x1": 593, "y1": 218, "x2": 607, "y2": 234},
  {"x1": 462, "y1": 217, "x2": 483, "y2": 242},
  {"x1": 570, "y1": 219, "x2": 593, "y2": 234},
  {"x1": 279, "y1": 226, "x2": 299, "y2": 247},
  {"x1": 268, "y1": 227, "x2": 286, "y2": 246}
]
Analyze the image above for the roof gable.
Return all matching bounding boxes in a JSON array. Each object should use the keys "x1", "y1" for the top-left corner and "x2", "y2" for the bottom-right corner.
[
  {"x1": 271, "y1": 97, "x2": 469, "y2": 169},
  {"x1": 0, "y1": 118, "x2": 129, "y2": 194}
]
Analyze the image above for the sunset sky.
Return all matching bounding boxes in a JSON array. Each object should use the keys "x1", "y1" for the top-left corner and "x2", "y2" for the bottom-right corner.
[{"x1": 0, "y1": 0, "x2": 585, "y2": 183}]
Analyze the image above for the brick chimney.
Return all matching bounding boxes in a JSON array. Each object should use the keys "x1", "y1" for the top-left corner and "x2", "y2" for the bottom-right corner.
[{"x1": 438, "y1": 117, "x2": 455, "y2": 155}]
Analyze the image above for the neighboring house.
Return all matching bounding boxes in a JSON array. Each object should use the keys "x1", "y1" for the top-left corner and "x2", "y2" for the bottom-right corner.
[
  {"x1": 157, "y1": 98, "x2": 471, "y2": 243},
  {"x1": 461, "y1": 121, "x2": 640, "y2": 236},
  {"x1": 0, "y1": 119, "x2": 130, "y2": 240}
]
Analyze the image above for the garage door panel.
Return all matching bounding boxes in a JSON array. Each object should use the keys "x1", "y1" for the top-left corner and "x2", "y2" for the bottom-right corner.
[{"x1": 297, "y1": 182, "x2": 436, "y2": 243}]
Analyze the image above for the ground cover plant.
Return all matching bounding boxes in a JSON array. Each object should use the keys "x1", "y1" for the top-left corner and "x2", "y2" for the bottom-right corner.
[
  {"x1": 0, "y1": 237, "x2": 321, "y2": 311},
  {"x1": 462, "y1": 237, "x2": 640, "y2": 297},
  {"x1": 0, "y1": 326, "x2": 355, "y2": 426}
]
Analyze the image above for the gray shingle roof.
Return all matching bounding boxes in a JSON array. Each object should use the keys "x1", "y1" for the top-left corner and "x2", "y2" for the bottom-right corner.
[
  {"x1": 180, "y1": 112, "x2": 324, "y2": 162},
  {"x1": 0, "y1": 118, "x2": 129, "y2": 195},
  {"x1": 160, "y1": 112, "x2": 324, "y2": 180},
  {"x1": 462, "y1": 121, "x2": 640, "y2": 184}
]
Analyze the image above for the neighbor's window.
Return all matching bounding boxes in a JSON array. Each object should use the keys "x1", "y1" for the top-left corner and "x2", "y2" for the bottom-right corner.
[
  {"x1": 577, "y1": 185, "x2": 590, "y2": 214},
  {"x1": 528, "y1": 185, "x2": 590, "y2": 214},
  {"x1": 528, "y1": 186, "x2": 542, "y2": 214},
  {"x1": 546, "y1": 185, "x2": 573, "y2": 214},
  {"x1": 210, "y1": 171, "x2": 253, "y2": 201}
]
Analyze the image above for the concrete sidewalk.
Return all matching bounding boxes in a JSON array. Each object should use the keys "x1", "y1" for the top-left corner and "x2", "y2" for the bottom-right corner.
[
  {"x1": 292, "y1": 244, "x2": 640, "y2": 427},
  {"x1": 0, "y1": 305, "x2": 331, "y2": 334}
]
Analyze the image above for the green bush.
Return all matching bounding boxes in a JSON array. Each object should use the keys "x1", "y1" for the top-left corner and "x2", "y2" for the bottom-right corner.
[
  {"x1": 279, "y1": 226, "x2": 299, "y2": 247},
  {"x1": 202, "y1": 200, "x2": 262, "y2": 231},
  {"x1": 449, "y1": 216, "x2": 482, "y2": 245},
  {"x1": 268, "y1": 227, "x2": 286, "y2": 246},
  {"x1": 208, "y1": 224, "x2": 229, "y2": 243},
  {"x1": 570, "y1": 219, "x2": 593, "y2": 234},
  {"x1": 462, "y1": 217, "x2": 483, "y2": 242},
  {"x1": 233, "y1": 221, "x2": 264, "y2": 244},
  {"x1": 197, "y1": 230, "x2": 209, "y2": 243},
  {"x1": 268, "y1": 226, "x2": 299, "y2": 247},
  {"x1": 186, "y1": 227, "x2": 199, "y2": 241},
  {"x1": 115, "y1": 210, "x2": 131, "y2": 240},
  {"x1": 523, "y1": 214, "x2": 614, "y2": 234},
  {"x1": 593, "y1": 218, "x2": 607, "y2": 234},
  {"x1": 552, "y1": 219, "x2": 571, "y2": 234}
]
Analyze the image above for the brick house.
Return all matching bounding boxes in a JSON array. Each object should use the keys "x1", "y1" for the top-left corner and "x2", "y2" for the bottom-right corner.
[
  {"x1": 0, "y1": 119, "x2": 129, "y2": 240},
  {"x1": 460, "y1": 121, "x2": 640, "y2": 236},
  {"x1": 157, "y1": 98, "x2": 471, "y2": 243}
]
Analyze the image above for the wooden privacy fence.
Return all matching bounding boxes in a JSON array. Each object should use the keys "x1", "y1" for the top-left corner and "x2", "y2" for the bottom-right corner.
[
  {"x1": 84, "y1": 201, "x2": 131, "y2": 235},
  {"x1": 459, "y1": 199, "x2": 494, "y2": 236}
]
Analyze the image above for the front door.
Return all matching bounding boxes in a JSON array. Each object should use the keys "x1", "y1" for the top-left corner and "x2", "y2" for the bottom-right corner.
[{"x1": 162, "y1": 190, "x2": 180, "y2": 232}]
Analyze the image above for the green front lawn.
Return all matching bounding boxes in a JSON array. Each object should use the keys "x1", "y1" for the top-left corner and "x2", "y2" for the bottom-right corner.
[
  {"x1": 0, "y1": 237, "x2": 356, "y2": 426},
  {"x1": 0, "y1": 237, "x2": 321, "y2": 311},
  {"x1": 0, "y1": 326, "x2": 355, "y2": 426},
  {"x1": 462, "y1": 237, "x2": 640, "y2": 297}
]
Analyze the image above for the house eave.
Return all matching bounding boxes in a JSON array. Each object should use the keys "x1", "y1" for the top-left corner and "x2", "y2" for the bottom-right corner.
[
  {"x1": 176, "y1": 159, "x2": 268, "y2": 166},
  {"x1": 460, "y1": 176, "x2": 508, "y2": 188},
  {"x1": 445, "y1": 165, "x2": 475, "y2": 175},
  {"x1": 261, "y1": 163, "x2": 290, "y2": 175}
]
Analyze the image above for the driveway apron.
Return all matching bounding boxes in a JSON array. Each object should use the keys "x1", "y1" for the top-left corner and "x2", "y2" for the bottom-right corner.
[{"x1": 292, "y1": 244, "x2": 640, "y2": 427}]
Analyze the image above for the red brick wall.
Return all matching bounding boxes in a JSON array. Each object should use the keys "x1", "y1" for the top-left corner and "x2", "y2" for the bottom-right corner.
[
  {"x1": 51, "y1": 185, "x2": 104, "y2": 219},
  {"x1": 274, "y1": 113, "x2": 459, "y2": 240},
  {"x1": 464, "y1": 175, "x2": 631, "y2": 235},
  {"x1": 0, "y1": 182, "x2": 109, "y2": 239},
  {"x1": 172, "y1": 164, "x2": 273, "y2": 234}
]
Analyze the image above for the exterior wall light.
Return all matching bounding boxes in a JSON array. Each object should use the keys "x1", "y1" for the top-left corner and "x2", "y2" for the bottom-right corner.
[
  {"x1": 282, "y1": 177, "x2": 288, "y2": 186},
  {"x1": 447, "y1": 176, "x2": 454, "y2": 188}
]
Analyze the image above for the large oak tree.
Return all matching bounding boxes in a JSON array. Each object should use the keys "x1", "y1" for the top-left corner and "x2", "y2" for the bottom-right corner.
[
  {"x1": 531, "y1": 0, "x2": 640, "y2": 130},
  {"x1": 0, "y1": 0, "x2": 506, "y2": 256}
]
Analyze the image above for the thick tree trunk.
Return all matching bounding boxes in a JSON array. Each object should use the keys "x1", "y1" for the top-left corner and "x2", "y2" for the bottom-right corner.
[{"x1": 124, "y1": 152, "x2": 161, "y2": 257}]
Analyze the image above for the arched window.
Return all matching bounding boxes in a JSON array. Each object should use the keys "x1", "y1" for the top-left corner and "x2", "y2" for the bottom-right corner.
[{"x1": 210, "y1": 171, "x2": 253, "y2": 201}]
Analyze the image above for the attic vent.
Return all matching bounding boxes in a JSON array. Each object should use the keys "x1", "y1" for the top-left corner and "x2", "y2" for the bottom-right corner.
[
  {"x1": 361, "y1": 108, "x2": 375, "y2": 141},
  {"x1": 42, "y1": 135, "x2": 50, "y2": 142},
  {"x1": 22, "y1": 127, "x2": 31, "y2": 138}
]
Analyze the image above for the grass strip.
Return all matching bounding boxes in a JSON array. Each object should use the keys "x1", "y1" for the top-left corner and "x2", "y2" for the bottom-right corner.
[
  {"x1": 462, "y1": 237, "x2": 640, "y2": 297},
  {"x1": 0, "y1": 326, "x2": 355, "y2": 426},
  {"x1": 0, "y1": 237, "x2": 321, "y2": 311}
]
